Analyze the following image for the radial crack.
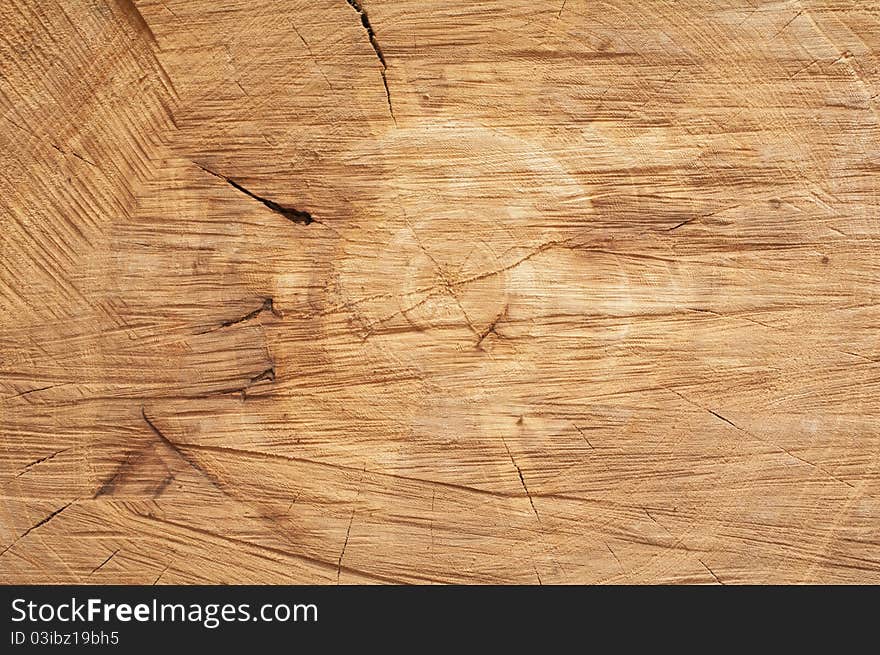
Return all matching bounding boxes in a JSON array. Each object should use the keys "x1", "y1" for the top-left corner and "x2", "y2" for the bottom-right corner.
[
  {"x1": 16, "y1": 448, "x2": 70, "y2": 477},
  {"x1": 700, "y1": 559, "x2": 724, "y2": 584},
  {"x1": 337, "y1": 467, "x2": 366, "y2": 583},
  {"x1": 345, "y1": 0, "x2": 396, "y2": 123},
  {"x1": 220, "y1": 298, "x2": 280, "y2": 329},
  {"x1": 141, "y1": 408, "x2": 237, "y2": 498},
  {"x1": 476, "y1": 305, "x2": 508, "y2": 349},
  {"x1": 90, "y1": 548, "x2": 120, "y2": 575},
  {"x1": 195, "y1": 163, "x2": 313, "y2": 225},
  {"x1": 0, "y1": 502, "x2": 74, "y2": 558},
  {"x1": 337, "y1": 508, "x2": 356, "y2": 583},
  {"x1": 666, "y1": 386, "x2": 856, "y2": 490},
  {"x1": 501, "y1": 436, "x2": 540, "y2": 523}
]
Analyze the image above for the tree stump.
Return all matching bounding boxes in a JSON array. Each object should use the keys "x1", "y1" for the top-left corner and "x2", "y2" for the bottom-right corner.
[{"x1": 1, "y1": 0, "x2": 879, "y2": 583}]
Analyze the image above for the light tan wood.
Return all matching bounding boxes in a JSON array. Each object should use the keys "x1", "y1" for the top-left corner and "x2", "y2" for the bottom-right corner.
[{"x1": 1, "y1": 0, "x2": 879, "y2": 584}]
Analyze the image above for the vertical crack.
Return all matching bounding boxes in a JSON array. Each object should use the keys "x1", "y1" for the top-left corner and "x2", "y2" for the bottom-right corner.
[
  {"x1": 501, "y1": 436, "x2": 540, "y2": 524},
  {"x1": 337, "y1": 466, "x2": 366, "y2": 583},
  {"x1": 346, "y1": 0, "x2": 396, "y2": 124}
]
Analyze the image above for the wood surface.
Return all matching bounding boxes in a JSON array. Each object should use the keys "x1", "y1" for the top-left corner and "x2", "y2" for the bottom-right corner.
[{"x1": 1, "y1": 0, "x2": 879, "y2": 584}]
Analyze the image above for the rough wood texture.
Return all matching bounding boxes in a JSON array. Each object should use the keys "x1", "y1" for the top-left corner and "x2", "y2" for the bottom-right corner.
[{"x1": 2, "y1": 0, "x2": 879, "y2": 584}]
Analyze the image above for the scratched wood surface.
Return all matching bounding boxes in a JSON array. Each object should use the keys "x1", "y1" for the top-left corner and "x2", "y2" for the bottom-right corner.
[{"x1": 1, "y1": 0, "x2": 879, "y2": 584}]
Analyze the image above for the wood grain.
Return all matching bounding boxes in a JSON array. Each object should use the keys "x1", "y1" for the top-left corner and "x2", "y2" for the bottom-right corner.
[{"x1": 2, "y1": 0, "x2": 879, "y2": 584}]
